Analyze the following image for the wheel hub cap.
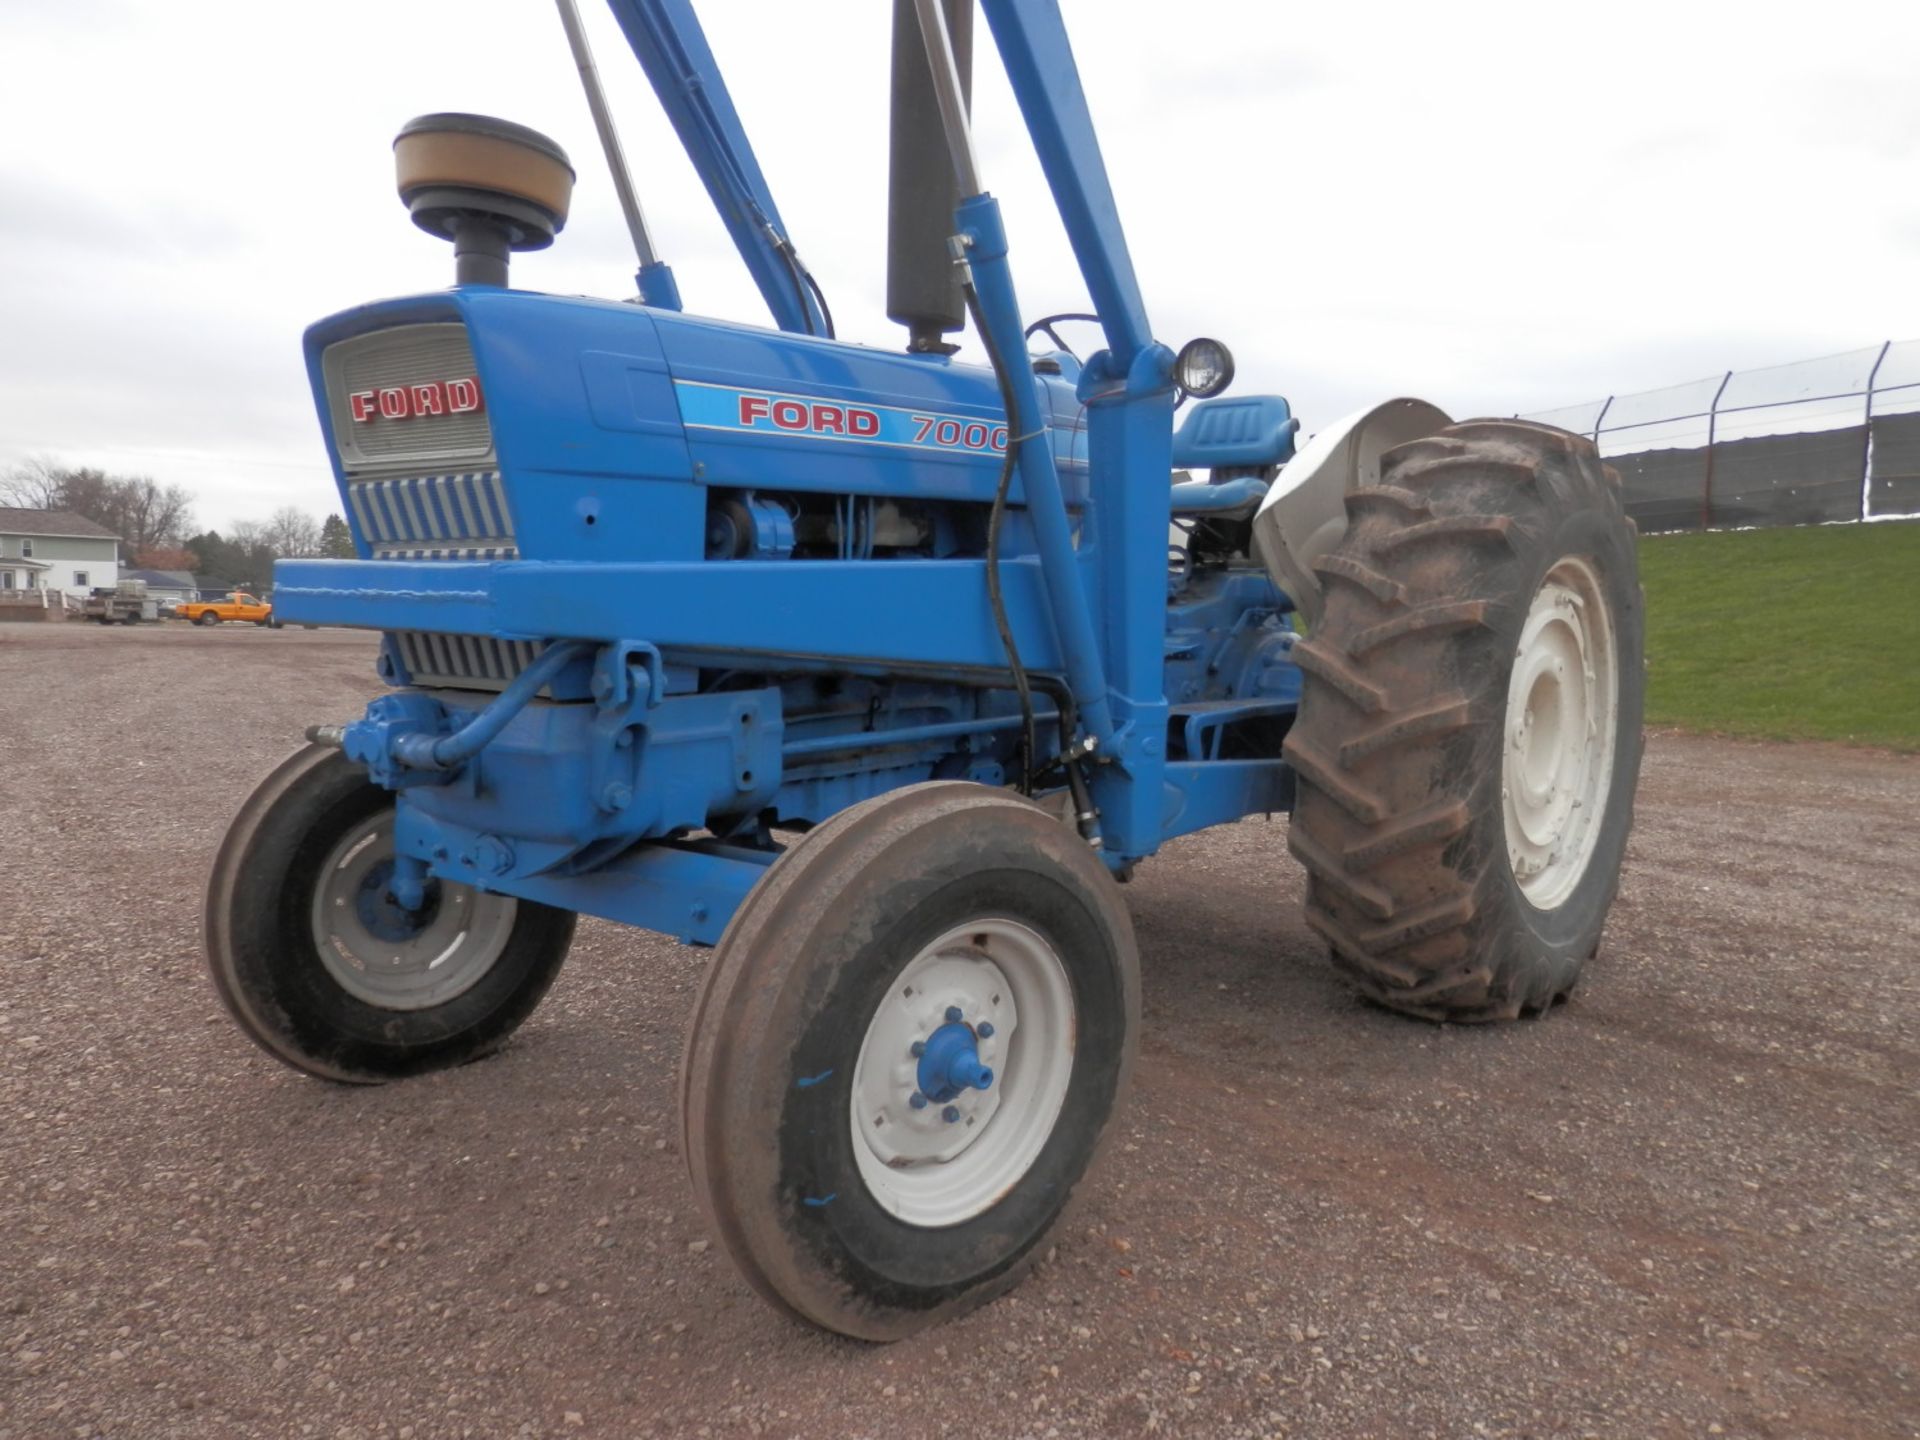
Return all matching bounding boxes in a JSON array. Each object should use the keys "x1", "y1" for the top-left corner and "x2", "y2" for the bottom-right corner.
[
  {"x1": 352, "y1": 858, "x2": 443, "y2": 942},
  {"x1": 915, "y1": 1013, "x2": 995, "y2": 1105},
  {"x1": 1502, "y1": 556, "x2": 1619, "y2": 910},
  {"x1": 310, "y1": 813, "x2": 518, "y2": 1011},
  {"x1": 850, "y1": 919, "x2": 1075, "y2": 1228}
]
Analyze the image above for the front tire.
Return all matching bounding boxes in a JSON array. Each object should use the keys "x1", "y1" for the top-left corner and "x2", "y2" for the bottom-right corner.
[
  {"x1": 682, "y1": 783, "x2": 1138, "y2": 1340},
  {"x1": 205, "y1": 746, "x2": 575, "y2": 1082},
  {"x1": 1283, "y1": 419, "x2": 1645, "y2": 1021}
]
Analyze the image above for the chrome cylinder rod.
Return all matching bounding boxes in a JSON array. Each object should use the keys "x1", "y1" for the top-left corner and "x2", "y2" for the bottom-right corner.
[
  {"x1": 554, "y1": 0, "x2": 661, "y2": 269},
  {"x1": 911, "y1": 0, "x2": 984, "y2": 198}
]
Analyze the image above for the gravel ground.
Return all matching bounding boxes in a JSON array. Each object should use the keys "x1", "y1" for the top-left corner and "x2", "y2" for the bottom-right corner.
[{"x1": 2, "y1": 624, "x2": 1915, "y2": 1440}]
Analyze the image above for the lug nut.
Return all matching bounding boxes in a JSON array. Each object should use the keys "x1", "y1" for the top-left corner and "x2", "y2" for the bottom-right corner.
[
  {"x1": 945, "y1": 1005, "x2": 963, "y2": 1024},
  {"x1": 942, "y1": 1106, "x2": 960, "y2": 1124},
  {"x1": 909, "y1": 1092, "x2": 929, "y2": 1110},
  {"x1": 976, "y1": 1022, "x2": 995, "y2": 1039},
  {"x1": 910, "y1": 1040, "x2": 925, "y2": 1057}
]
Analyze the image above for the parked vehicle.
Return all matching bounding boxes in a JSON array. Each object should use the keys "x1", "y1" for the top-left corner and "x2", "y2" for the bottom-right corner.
[
  {"x1": 83, "y1": 580, "x2": 158, "y2": 625},
  {"x1": 177, "y1": 591, "x2": 279, "y2": 627}
]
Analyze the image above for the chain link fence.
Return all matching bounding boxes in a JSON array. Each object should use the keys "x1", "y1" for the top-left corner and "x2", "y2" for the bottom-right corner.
[{"x1": 1525, "y1": 340, "x2": 1920, "y2": 532}]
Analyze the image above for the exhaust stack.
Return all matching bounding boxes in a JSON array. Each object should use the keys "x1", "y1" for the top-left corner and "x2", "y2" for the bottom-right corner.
[{"x1": 887, "y1": 0, "x2": 972, "y2": 353}]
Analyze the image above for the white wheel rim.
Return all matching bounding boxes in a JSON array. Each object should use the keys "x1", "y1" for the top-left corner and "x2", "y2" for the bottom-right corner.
[
  {"x1": 849, "y1": 919, "x2": 1075, "y2": 1229},
  {"x1": 1502, "y1": 556, "x2": 1619, "y2": 911},
  {"x1": 309, "y1": 813, "x2": 518, "y2": 1011}
]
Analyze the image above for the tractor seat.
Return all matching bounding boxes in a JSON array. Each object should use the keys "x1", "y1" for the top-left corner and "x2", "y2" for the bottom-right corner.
[{"x1": 1171, "y1": 395, "x2": 1300, "y2": 471}]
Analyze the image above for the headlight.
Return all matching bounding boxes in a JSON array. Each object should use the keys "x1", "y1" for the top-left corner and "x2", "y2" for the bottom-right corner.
[{"x1": 1175, "y1": 337, "x2": 1234, "y2": 399}]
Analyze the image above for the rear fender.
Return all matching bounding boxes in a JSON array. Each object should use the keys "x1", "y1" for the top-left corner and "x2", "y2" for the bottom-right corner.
[{"x1": 1250, "y1": 397, "x2": 1451, "y2": 626}]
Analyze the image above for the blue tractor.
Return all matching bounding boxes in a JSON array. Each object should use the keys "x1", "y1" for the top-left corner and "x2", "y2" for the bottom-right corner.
[{"x1": 206, "y1": 0, "x2": 1644, "y2": 1338}]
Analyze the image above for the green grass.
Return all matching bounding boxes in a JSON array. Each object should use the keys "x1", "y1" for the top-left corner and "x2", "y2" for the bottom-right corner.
[{"x1": 1636, "y1": 519, "x2": 1920, "y2": 752}]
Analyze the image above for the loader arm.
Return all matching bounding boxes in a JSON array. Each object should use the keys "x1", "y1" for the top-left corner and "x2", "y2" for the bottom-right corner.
[{"x1": 601, "y1": 0, "x2": 827, "y2": 336}]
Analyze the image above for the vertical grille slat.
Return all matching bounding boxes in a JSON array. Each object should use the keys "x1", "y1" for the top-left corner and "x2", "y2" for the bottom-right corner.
[
  {"x1": 390, "y1": 632, "x2": 553, "y2": 692},
  {"x1": 346, "y1": 484, "x2": 378, "y2": 541},
  {"x1": 399, "y1": 479, "x2": 432, "y2": 540},
  {"x1": 485, "y1": 474, "x2": 512, "y2": 534},
  {"x1": 350, "y1": 469, "x2": 516, "y2": 560}
]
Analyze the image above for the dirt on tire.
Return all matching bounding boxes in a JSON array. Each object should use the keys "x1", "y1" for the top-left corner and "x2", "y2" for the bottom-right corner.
[{"x1": 1285, "y1": 420, "x2": 1644, "y2": 1021}]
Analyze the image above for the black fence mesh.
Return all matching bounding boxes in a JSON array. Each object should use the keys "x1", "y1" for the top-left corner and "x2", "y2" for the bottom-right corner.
[
  {"x1": 1529, "y1": 341, "x2": 1920, "y2": 532},
  {"x1": 1870, "y1": 412, "x2": 1920, "y2": 516},
  {"x1": 1605, "y1": 449, "x2": 1709, "y2": 533},
  {"x1": 1713, "y1": 427, "x2": 1867, "y2": 529}
]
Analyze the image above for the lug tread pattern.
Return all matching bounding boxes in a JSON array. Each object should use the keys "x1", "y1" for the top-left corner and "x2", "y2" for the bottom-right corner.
[
  {"x1": 1351, "y1": 600, "x2": 1490, "y2": 656},
  {"x1": 1375, "y1": 514, "x2": 1517, "y2": 554},
  {"x1": 1287, "y1": 827, "x2": 1394, "y2": 921},
  {"x1": 1283, "y1": 419, "x2": 1645, "y2": 1022},
  {"x1": 1281, "y1": 737, "x2": 1390, "y2": 825},
  {"x1": 1343, "y1": 799, "x2": 1471, "y2": 871},
  {"x1": 1304, "y1": 904, "x2": 1419, "y2": 986},
  {"x1": 1344, "y1": 485, "x2": 1431, "y2": 518},
  {"x1": 1311, "y1": 554, "x2": 1407, "y2": 605},
  {"x1": 1291, "y1": 637, "x2": 1388, "y2": 713},
  {"x1": 1392, "y1": 455, "x2": 1542, "y2": 488},
  {"x1": 1337, "y1": 699, "x2": 1474, "y2": 765}
]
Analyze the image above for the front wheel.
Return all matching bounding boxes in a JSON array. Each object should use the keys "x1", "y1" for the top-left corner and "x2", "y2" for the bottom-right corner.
[
  {"x1": 682, "y1": 783, "x2": 1138, "y2": 1340},
  {"x1": 205, "y1": 746, "x2": 575, "y2": 1082}
]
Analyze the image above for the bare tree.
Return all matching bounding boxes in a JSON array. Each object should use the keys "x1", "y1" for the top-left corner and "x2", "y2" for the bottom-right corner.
[
  {"x1": 48, "y1": 467, "x2": 117, "y2": 530},
  {"x1": 117, "y1": 477, "x2": 196, "y2": 551},
  {"x1": 0, "y1": 462, "x2": 193, "y2": 549},
  {"x1": 266, "y1": 506, "x2": 322, "y2": 558},
  {"x1": 228, "y1": 518, "x2": 271, "y2": 551},
  {"x1": 0, "y1": 456, "x2": 67, "y2": 509}
]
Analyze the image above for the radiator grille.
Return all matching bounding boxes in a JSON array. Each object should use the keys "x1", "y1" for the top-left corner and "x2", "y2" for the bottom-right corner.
[
  {"x1": 322, "y1": 323, "x2": 495, "y2": 472},
  {"x1": 348, "y1": 472, "x2": 516, "y2": 558},
  {"x1": 394, "y1": 631, "x2": 544, "y2": 690}
]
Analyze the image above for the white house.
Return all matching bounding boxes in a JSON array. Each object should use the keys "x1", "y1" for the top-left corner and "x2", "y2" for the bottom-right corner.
[{"x1": 0, "y1": 508, "x2": 122, "y2": 598}]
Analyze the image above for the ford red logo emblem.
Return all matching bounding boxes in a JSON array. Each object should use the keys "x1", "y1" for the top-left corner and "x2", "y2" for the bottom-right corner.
[{"x1": 349, "y1": 376, "x2": 484, "y2": 424}]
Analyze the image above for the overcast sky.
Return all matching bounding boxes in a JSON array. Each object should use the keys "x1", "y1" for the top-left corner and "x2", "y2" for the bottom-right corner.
[{"x1": 2, "y1": 0, "x2": 1916, "y2": 532}]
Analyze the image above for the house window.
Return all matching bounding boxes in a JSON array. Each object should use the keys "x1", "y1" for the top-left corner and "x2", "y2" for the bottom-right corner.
[
  {"x1": 1, "y1": 571, "x2": 14, "y2": 590},
  {"x1": 74, "y1": 570, "x2": 89, "y2": 587},
  {"x1": 20, "y1": 540, "x2": 32, "y2": 557}
]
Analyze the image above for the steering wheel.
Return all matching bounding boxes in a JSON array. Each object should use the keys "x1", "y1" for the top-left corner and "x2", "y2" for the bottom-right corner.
[{"x1": 1023, "y1": 311, "x2": 1101, "y2": 360}]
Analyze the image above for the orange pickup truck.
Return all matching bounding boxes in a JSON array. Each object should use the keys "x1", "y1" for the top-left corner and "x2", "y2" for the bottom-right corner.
[{"x1": 177, "y1": 592, "x2": 280, "y2": 627}]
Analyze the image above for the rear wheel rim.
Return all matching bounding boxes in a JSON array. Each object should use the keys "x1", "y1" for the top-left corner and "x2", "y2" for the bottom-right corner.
[
  {"x1": 849, "y1": 918, "x2": 1075, "y2": 1228},
  {"x1": 309, "y1": 813, "x2": 517, "y2": 1011},
  {"x1": 1502, "y1": 556, "x2": 1619, "y2": 910}
]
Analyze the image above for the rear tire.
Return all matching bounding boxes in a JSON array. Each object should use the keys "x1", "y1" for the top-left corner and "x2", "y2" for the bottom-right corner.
[
  {"x1": 205, "y1": 746, "x2": 575, "y2": 1081},
  {"x1": 682, "y1": 782, "x2": 1138, "y2": 1340},
  {"x1": 195, "y1": 611, "x2": 217, "y2": 626},
  {"x1": 1282, "y1": 419, "x2": 1644, "y2": 1021}
]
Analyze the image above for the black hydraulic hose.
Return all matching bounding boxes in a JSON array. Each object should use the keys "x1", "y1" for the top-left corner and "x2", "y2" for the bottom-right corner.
[
  {"x1": 962, "y1": 280, "x2": 1039, "y2": 795},
  {"x1": 1029, "y1": 673, "x2": 1098, "y2": 845},
  {"x1": 804, "y1": 267, "x2": 837, "y2": 341},
  {"x1": 772, "y1": 235, "x2": 815, "y2": 336},
  {"x1": 962, "y1": 283, "x2": 1099, "y2": 843}
]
